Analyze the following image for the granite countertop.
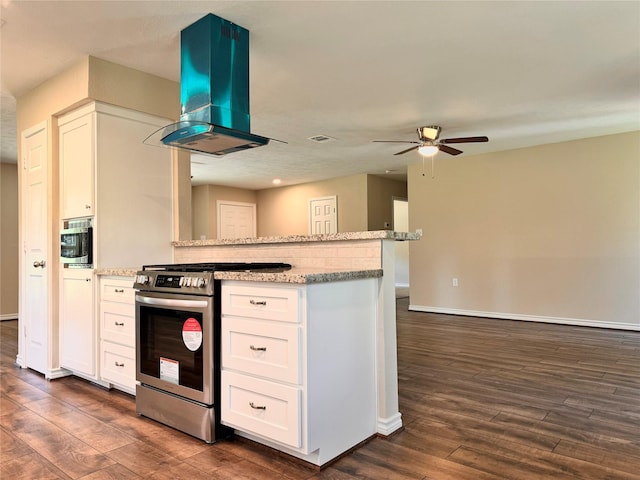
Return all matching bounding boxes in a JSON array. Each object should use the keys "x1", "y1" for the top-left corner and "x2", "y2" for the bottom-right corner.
[
  {"x1": 173, "y1": 230, "x2": 421, "y2": 247},
  {"x1": 95, "y1": 267, "x2": 382, "y2": 284},
  {"x1": 95, "y1": 268, "x2": 139, "y2": 277},
  {"x1": 214, "y1": 267, "x2": 383, "y2": 284}
]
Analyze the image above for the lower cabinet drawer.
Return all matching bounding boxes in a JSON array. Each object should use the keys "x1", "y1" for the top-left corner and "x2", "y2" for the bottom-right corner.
[
  {"x1": 221, "y1": 370, "x2": 301, "y2": 448},
  {"x1": 100, "y1": 341, "x2": 136, "y2": 392},
  {"x1": 222, "y1": 318, "x2": 301, "y2": 384},
  {"x1": 100, "y1": 301, "x2": 135, "y2": 347},
  {"x1": 221, "y1": 284, "x2": 299, "y2": 323},
  {"x1": 100, "y1": 278, "x2": 135, "y2": 304}
]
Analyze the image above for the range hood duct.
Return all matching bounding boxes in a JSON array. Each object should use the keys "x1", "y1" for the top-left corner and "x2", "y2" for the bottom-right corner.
[{"x1": 146, "y1": 13, "x2": 276, "y2": 156}]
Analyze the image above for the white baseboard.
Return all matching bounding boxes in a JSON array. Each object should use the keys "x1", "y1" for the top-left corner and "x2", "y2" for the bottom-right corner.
[
  {"x1": 47, "y1": 368, "x2": 73, "y2": 380},
  {"x1": 377, "y1": 412, "x2": 403, "y2": 436},
  {"x1": 409, "y1": 304, "x2": 640, "y2": 331},
  {"x1": 0, "y1": 313, "x2": 18, "y2": 321}
]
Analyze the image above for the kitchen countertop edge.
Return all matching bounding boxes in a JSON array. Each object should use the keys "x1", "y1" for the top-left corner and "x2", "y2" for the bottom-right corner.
[
  {"x1": 95, "y1": 268, "x2": 139, "y2": 277},
  {"x1": 95, "y1": 268, "x2": 382, "y2": 284},
  {"x1": 172, "y1": 230, "x2": 421, "y2": 247},
  {"x1": 215, "y1": 268, "x2": 383, "y2": 284}
]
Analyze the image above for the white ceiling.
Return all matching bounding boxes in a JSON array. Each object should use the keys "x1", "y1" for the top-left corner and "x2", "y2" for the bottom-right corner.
[{"x1": 1, "y1": 1, "x2": 639, "y2": 190}]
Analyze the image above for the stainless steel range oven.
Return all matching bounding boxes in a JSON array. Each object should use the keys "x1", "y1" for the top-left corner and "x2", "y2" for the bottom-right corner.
[{"x1": 133, "y1": 262, "x2": 291, "y2": 443}]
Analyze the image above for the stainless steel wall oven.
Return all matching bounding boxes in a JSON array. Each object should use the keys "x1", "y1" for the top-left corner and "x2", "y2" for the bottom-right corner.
[
  {"x1": 60, "y1": 217, "x2": 93, "y2": 267},
  {"x1": 134, "y1": 262, "x2": 291, "y2": 443}
]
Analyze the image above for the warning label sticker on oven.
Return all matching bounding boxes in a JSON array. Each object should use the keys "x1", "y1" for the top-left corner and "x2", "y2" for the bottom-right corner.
[
  {"x1": 160, "y1": 357, "x2": 179, "y2": 384},
  {"x1": 182, "y1": 318, "x2": 203, "y2": 352}
]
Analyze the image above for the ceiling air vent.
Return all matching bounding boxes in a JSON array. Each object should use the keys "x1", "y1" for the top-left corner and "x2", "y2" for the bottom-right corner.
[{"x1": 308, "y1": 134, "x2": 336, "y2": 143}]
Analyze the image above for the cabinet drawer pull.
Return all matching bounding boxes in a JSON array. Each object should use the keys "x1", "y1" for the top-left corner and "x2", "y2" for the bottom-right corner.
[
  {"x1": 249, "y1": 345, "x2": 267, "y2": 352},
  {"x1": 85, "y1": 204, "x2": 91, "y2": 209},
  {"x1": 249, "y1": 299, "x2": 267, "y2": 306},
  {"x1": 114, "y1": 362, "x2": 125, "y2": 367},
  {"x1": 249, "y1": 402, "x2": 266, "y2": 410},
  {"x1": 114, "y1": 289, "x2": 125, "y2": 293},
  {"x1": 114, "y1": 321, "x2": 125, "y2": 326}
]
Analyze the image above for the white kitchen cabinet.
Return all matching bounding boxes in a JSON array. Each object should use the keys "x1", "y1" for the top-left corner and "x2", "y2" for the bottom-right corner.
[
  {"x1": 99, "y1": 276, "x2": 136, "y2": 394},
  {"x1": 220, "y1": 279, "x2": 378, "y2": 467},
  {"x1": 58, "y1": 102, "x2": 173, "y2": 382},
  {"x1": 60, "y1": 268, "x2": 96, "y2": 376},
  {"x1": 57, "y1": 101, "x2": 173, "y2": 268},
  {"x1": 59, "y1": 111, "x2": 95, "y2": 219}
]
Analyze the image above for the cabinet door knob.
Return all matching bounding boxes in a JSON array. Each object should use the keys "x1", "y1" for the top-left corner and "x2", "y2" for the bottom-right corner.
[
  {"x1": 249, "y1": 299, "x2": 267, "y2": 306},
  {"x1": 249, "y1": 402, "x2": 266, "y2": 410},
  {"x1": 250, "y1": 345, "x2": 267, "y2": 352},
  {"x1": 85, "y1": 278, "x2": 91, "y2": 282}
]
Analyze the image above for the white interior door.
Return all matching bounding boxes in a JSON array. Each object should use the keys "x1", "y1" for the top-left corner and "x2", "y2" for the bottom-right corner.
[
  {"x1": 21, "y1": 121, "x2": 49, "y2": 374},
  {"x1": 309, "y1": 196, "x2": 337, "y2": 234},
  {"x1": 217, "y1": 201, "x2": 256, "y2": 239}
]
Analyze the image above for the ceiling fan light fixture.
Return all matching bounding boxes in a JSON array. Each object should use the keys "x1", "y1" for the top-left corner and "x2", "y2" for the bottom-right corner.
[
  {"x1": 419, "y1": 126, "x2": 441, "y2": 141},
  {"x1": 418, "y1": 144, "x2": 439, "y2": 156}
]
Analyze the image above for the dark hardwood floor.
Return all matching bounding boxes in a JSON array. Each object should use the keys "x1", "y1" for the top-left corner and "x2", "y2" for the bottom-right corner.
[{"x1": 2, "y1": 299, "x2": 639, "y2": 479}]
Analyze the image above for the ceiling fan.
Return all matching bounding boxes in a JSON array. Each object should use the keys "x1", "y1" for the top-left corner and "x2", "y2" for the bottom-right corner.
[{"x1": 374, "y1": 126, "x2": 489, "y2": 156}]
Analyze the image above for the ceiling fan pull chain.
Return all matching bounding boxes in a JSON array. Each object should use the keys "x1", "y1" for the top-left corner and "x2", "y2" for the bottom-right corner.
[
  {"x1": 422, "y1": 157, "x2": 425, "y2": 176},
  {"x1": 431, "y1": 156, "x2": 436, "y2": 179}
]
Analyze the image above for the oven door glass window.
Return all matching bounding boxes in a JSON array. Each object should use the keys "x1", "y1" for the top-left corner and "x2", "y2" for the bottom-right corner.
[{"x1": 139, "y1": 306, "x2": 204, "y2": 391}]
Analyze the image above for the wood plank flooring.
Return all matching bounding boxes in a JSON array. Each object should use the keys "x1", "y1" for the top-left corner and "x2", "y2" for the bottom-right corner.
[{"x1": 2, "y1": 299, "x2": 639, "y2": 479}]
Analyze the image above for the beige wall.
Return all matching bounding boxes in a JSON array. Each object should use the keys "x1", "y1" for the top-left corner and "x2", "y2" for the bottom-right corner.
[
  {"x1": 367, "y1": 175, "x2": 407, "y2": 230},
  {"x1": 1, "y1": 163, "x2": 19, "y2": 318},
  {"x1": 88, "y1": 57, "x2": 179, "y2": 121},
  {"x1": 191, "y1": 184, "x2": 257, "y2": 239},
  {"x1": 192, "y1": 174, "x2": 408, "y2": 239},
  {"x1": 408, "y1": 131, "x2": 640, "y2": 328},
  {"x1": 256, "y1": 174, "x2": 369, "y2": 236}
]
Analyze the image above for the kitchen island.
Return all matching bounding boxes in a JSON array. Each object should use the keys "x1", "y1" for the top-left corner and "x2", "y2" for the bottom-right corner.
[{"x1": 174, "y1": 230, "x2": 421, "y2": 441}]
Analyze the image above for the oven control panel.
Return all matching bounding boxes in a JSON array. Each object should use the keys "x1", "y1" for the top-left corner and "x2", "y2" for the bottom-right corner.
[
  {"x1": 134, "y1": 272, "x2": 214, "y2": 295},
  {"x1": 155, "y1": 275, "x2": 183, "y2": 288}
]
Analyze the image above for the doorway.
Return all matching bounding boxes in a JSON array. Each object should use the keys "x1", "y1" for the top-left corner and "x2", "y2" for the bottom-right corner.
[{"x1": 393, "y1": 198, "x2": 409, "y2": 297}]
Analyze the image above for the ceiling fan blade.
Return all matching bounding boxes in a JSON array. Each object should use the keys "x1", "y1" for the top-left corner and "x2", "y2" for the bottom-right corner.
[
  {"x1": 395, "y1": 145, "x2": 420, "y2": 155},
  {"x1": 440, "y1": 136, "x2": 489, "y2": 144},
  {"x1": 438, "y1": 144, "x2": 463, "y2": 156},
  {"x1": 373, "y1": 140, "x2": 420, "y2": 144}
]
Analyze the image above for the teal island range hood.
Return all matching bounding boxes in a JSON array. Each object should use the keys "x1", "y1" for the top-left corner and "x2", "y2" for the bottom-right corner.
[{"x1": 146, "y1": 13, "x2": 279, "y2": 156}]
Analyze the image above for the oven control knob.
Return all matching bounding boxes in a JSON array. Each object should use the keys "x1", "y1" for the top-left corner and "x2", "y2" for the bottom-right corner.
[
  {"x1": 184, "y1": 277, "x2": 192, "y2": 287},
  {"x1": 197, "y1": 278, "x2": 207, "y2": 288},
  {"x1": 136, "y1": 275, "x2": 149, "y2": 285}
]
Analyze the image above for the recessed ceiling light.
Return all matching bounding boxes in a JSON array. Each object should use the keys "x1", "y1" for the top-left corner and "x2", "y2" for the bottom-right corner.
[{"x1": 272, "y1": 178, "x2": 282, "y2": 185}]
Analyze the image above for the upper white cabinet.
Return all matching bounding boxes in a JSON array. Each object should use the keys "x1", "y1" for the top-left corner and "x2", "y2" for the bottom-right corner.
[
  {"x1": 59, "y1": 111, "x2": 95, "y2": 219},
  {"x1": 58, "y1": 102, "x2": 174, "y2": 268}
]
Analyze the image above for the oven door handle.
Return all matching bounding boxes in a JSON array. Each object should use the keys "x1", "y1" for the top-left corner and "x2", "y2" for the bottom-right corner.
[{"x1": 136, "y1": 295, "x2": 209, "y2": 309}]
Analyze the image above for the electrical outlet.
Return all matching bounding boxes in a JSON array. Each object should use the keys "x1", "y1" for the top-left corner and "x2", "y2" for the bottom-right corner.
[{"x1": 452, "y1": 278, "x2": 459, "y2": 287}]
